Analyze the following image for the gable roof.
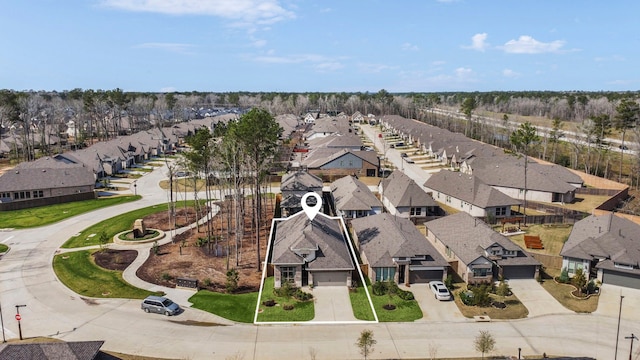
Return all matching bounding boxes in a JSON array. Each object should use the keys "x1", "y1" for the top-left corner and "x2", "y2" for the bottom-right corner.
[
  {"x1": 0, "y1": 341, "x2": 104, "y2": 360},
  {"x1": 271, "y1": 213, "x2": 355, "y2": 270},
  {"x1": 352, "y1": 213, "x2": 448, "y2": 268},
  {"x1": 561, "y1": 213, "x2": 640, "y2": 269},
  {"x1": 424, "y1": 170, "x2": 521, "y2": 208},
  {"x1": 426, "y1": 212, "x2": 539, "y2": 266},
  {"x1": 281, "y1": 171, "x2": 323, "y2": 192},
  {"x1": 380, "y1": 170, "x2": 437, "y2": 207},
  {"x1": 331, "y1": 176, "x2": 382, "y2": 212},
  {"x1": 302, "y1": 148, "x2": 378, "y2": 169},
  {"x1": 0, "y1": 165, "x2": 95, "y2": 192}
]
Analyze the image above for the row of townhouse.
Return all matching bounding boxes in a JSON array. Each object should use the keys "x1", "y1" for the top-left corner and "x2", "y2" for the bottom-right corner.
[{"x1": 0, "y1": 115, "x2": 237, "y2": 211}]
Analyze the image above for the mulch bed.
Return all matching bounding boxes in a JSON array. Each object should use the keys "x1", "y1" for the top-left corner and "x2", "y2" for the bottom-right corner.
[{"x1": 93, "y1": 249, "x2": 138, "y2": 271}]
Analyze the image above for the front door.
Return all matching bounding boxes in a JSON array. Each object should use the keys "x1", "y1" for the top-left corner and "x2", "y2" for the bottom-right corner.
[{"x1": 398, "y1": 265, "x2": 405, "y2": 284}]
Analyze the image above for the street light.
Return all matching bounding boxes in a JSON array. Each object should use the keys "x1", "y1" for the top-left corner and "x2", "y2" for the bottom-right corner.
[
  {"x1": 625, "y1": 333, "x2": 638, "y2": 360},
  {"x1": 15, "y1": 304, "x2": 26, "y2": 340}
]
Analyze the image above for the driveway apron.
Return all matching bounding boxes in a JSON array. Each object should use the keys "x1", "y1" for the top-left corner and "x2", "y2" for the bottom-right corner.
[
  {"x1": 310, "y1": 286, "x2": 358, "y2": 322},
  {"x1": 508, "y1": 279, "x2": 571, "y2": 317}
]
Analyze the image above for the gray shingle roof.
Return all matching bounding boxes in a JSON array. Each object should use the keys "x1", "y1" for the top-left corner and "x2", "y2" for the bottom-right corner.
[
  {"x1": 380, "y1": 170, "x2": 437, "y2": 207},
  {"x1": 271, "y1": 213, "x2": 355, "y2": 270},
  {"x1": 424, "y1": 170, "x2": 521, "y2": 208},
  {"x1": 281, "y1": 171, "x2": 323, "y2": 192},
  {"x1": 352, "y1": 213, "x2": 448, "y2": 268},
  {"x1": 561, "y1": 213, "x2": 640, "y2": 270},
  {"x1": 426, "y1": 212, "x2": 539, "y2": 266},
  {"x1": 331, "y1": 176, "x2": 382, "y2": 212},
  {"x1": 0, "y1": 341, "x2": 104, "y2": 360},
  {"x1": 0, "y1": 165, "x2": 95, "y2": 192}
]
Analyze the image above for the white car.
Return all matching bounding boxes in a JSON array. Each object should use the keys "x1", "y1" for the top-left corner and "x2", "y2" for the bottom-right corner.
[{"x1": 429, "y1": 281, "x2": 452, "y2": 301}]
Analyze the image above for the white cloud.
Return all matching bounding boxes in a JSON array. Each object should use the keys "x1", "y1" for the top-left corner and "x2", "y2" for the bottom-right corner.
[
  {"x1": 134, "y1": 42, "x2": 195, "y2": 54},
  {"x1": 463, "y1": 33, "x2": 488, "y2": 52},
  {"x1": 101, "y1": 0, "x2": 295, "y2": 25},
  {"x1": 502, "y1": 69, "x2": 520, "y2": 78},
  {"x1": 455, "y1": 67, "x2": 473, "y2": 78},
  {"x1": 314, "y1": 62, "x2": 344, "y2": 72},
  {"x1": 501, "y1": 35, "x2": 565, "y2": 54},
  {"x1": 401, "y1": 42, "x2": 419, "y2": 51},
  {"x1": 358, "y1": 63, "x2": 395, "y2": 73}
]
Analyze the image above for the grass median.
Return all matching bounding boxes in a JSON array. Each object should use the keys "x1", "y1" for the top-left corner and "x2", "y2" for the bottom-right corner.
[
  {"x1": 61, "y1": 200, "x2": 201, "y2": 248},
  {"x1": 0, "y1": 244, "x2": 8, "y2": 253},
  {"x1": 0, "y1": 195, "x2": 141, "y2": 229},
  {"x1": 53, "y1": 250, "x2": 157, "y2": 299}
]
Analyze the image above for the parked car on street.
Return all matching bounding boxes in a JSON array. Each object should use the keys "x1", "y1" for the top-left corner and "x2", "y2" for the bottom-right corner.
[
  {"x1": 429, "y1": 281, "x2": 452, "y2": 301},
  {"x1": 141, "y1": 295, "x2": 181, "y2": 316}
]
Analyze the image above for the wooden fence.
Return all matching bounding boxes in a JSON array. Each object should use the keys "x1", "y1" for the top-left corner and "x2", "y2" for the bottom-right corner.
[{"x1": 530, "y1": 253, "x2": 563, "y2": 270}]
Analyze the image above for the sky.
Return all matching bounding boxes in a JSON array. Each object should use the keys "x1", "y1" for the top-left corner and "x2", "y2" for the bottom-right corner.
[{"x1": 1, "y1": 0, "x2": 639, "y2": 93}]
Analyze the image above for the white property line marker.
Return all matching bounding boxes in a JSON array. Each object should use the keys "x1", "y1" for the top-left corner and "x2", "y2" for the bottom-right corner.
[{"x1": 301, "y1": 192, "x2": 322, "y2": 221}]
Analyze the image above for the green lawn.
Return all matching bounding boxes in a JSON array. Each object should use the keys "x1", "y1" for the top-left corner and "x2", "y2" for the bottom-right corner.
[
  {"x1": 0, "y1": 195, "x2": 141, "y2": 229},
  {"x1": 61, "y1": 200, "x2": 199, "y2": 248},
  {"x1": 53, "y1": 250, "x2": 157, "y2": 299},
  {"x1": 256, "y1": 277, "x2": 315, "y2": 322},
  {"x1": 368, "y1": 286, "x2": 423, "y2": 322},
  {"x1": 189, "y1": 290, "x2": 259, "y2": 323},
  {"x1": 348, "y1": 282, "x2": 376, "y2": 321},
  {"x1": 0, "y1": 244, "x2": 8, "y2": 253}
]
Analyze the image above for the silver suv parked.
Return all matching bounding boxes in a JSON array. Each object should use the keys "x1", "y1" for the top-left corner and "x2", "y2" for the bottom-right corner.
[{"x1": 141, "y1": 295, "x2": 180, "y2": 316}]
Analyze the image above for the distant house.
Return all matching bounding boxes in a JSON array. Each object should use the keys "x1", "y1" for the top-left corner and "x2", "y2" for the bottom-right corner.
[
  {"x1": 351, "y1": 213, "x2": 449, "y2": 285},
  {"x1": 0, "y1": 157, "x2": 96, "y2": 211},
  {"x1": 351, "y1": 111, "x2": 365, "y2": 123},
  {"x1": 426, "y1": 212, "x2": 540, "y2": 284},
  {"x1": 280, "y1": 170, "x2": 323, "y2": 217},
  {"x1": 270, "y1": 212, "x2": 355, "y2": 288},
  {"x1": 330, "y1": 175, "x2": 382, "y2": 219},
  {"x1": 379, "y1": 170, "x2": 441, "y2": 221},
  {"x1": 560, "y1": 213, "x2": 640, "y2": 289},
  {"x1": 423, "y1": 170, "x2": 521, "y2": 219},
  {"x1": 302, "y1": 148, "x2": 379, "y2": 179},
  {"x1": 303, "y1": 112, "x2": 318, "y2": 124}
]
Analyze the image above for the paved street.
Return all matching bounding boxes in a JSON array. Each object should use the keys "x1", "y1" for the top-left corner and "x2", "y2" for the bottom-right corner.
[{"x1": 1, "y1": 160, "x2": 639, "y2": 359}]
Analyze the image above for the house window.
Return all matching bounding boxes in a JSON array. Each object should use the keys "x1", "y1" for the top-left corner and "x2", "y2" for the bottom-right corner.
[
  {"x1": 445, "y1": 195, "x2": 451, "y2": 204},
  {"x1": 495, "y1": 207, "x2": 507, "y2": 216},
  {"x1": 33, "y1": 190, "x2": 44, "y2": 198},
  {"x1": 281, "y1": 266, "x2": 295, "y2": 283},
  {"x1": 472, "y1": 268, "x2": 489, "y2": 277},
  {"x1": 614, "y1": 262, "x2": 634, "y2": 270},
  {"x1": 349, "y1": 160, "x2": 353, "y2": 166},
  {"x1": 0, "y1": 192, "x2": 10, "y2": 198},
  {"x1": 375, "y1": 267, "x2": 396, "y2": 282},
  {"x1": 567, "y1": 259, "x2": 584, "y2": 274},
  {"x1": 410, "y1": 207, "x2": 422, "y2": 216}
]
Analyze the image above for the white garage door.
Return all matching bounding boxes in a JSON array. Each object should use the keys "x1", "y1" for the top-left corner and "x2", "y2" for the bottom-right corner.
[{"x1": 312, "y1": 271, "x2": 348, "y2": 286}]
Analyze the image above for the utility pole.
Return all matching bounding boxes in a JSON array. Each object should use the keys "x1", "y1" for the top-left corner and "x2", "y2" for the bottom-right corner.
[
  {"x1": 0, "y1": 302, "x2": 5, "y2": 342},
  {"x1": 615, "y1": 295, "x2": 625, "y2": 359}
]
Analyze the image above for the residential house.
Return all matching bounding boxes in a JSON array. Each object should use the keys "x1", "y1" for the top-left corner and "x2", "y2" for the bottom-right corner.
[
  {"x1": 330, "y1": 175, "x2": 382, "y2": 219},
  {"x1": 351, "y1": 213, "x2": 449, "y2": 285},
  {"x1": 280, "y1": 170, "x2": 323, "y2": 217},
  {"x1": 560, "y1": 213, "x2": 640, "y2": 289},
  {"x1": 423, "y1": 170, "x2": 521, "y2": 220},
  {"x1": 301, "y1": 148, "x2": 379, "y2": 179},
  {"x1": 351, "y1": 111, "x2": 364, "y2": 123},
  {"x1": 379, "y1": 170, "x2": 441, "y2": 221},
  {"x1": 425, "y1": 212, "x2": 540, "y2": 283},
  {"x1": 270, "y1": 211, "x2": 355, "y2": 288},
  {"x1": 0, "y1": 157, "x2": 96, "y2": 211}
]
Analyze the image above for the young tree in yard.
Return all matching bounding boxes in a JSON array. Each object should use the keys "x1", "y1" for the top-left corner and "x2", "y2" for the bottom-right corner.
[
  {"x1": 496, "y1": 279, "x2": 510, "y2": 303},
  {"x1": 225, "y1": 268, "x2": 239, "y2": 293},
  {"x1": 356, "y1": 329, "x2": 376, "y2": 360},
  {"x1": 614, "y1": 98, "x2": 639, "y2": 183},
  {"x1": 510, "y1": 122, "x2": 540, "y2": 226},
  {"x1": 98, "y1": 231, "x2": 109, "y2": 251},
  {"x1": 232, "y1": 108, "x2": 282, "y2": 271},
  {"x1": 549, "y1": 118, "x2": 564, "y2": 163},
  {"x1": 474, "y1": 330, "x2": 496, "y2": 359},
  {"x1": 572, "y1": 268, "x2": 587, "y2": 296}
]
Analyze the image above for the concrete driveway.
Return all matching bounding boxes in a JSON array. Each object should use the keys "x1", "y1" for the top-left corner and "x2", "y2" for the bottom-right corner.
[
  {"x1": 402, "y1": 284, "x2": 466, "y2": 322},
  {"x1": 309, "y1": 286, "x2": 360, "y2": 322},
  {"x1": 508, "y1": 278, "x2": 572, "y2": 317},
  {"x1": 595, "y1": 284, "x2": 640, "y2": 322}
]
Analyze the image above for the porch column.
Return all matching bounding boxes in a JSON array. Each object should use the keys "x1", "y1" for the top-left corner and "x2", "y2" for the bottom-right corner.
[{"x1": 404, "y1": 265, "x2": 410, "y2": 286}]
